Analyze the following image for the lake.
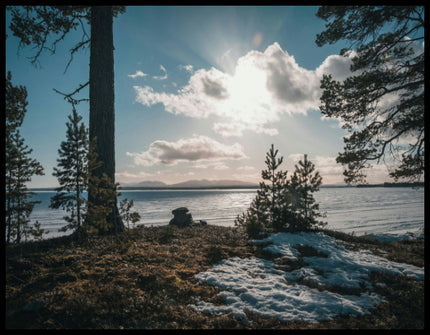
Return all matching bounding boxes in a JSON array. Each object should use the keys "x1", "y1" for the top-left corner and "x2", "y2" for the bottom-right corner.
[{"x1": 29, "y1": 186, "x2": 424, "y2": 241}]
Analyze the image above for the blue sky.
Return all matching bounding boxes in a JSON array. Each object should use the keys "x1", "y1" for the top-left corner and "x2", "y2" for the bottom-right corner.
[{"x1": 5, "y1": 6, "x2": 401, "y2": 187}]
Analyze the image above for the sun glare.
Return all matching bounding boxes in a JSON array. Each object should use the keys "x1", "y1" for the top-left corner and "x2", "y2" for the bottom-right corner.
[{"x1": 225, "y1": 60, "x2": 273, "y2": 124}]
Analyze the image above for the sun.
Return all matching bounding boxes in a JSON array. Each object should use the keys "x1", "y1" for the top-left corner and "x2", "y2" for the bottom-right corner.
[{"x1": 224, "y1": 56, "x2": 275, "y2": 125}]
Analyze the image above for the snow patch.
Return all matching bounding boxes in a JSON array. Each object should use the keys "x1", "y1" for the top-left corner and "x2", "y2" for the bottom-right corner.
[{"x1": 190, "y1": 232, "x2": 424, "y2": 323}]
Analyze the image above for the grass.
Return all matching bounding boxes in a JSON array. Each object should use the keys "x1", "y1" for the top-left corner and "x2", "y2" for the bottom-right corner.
[{"x1": 5, "y1": 225, "x2": 424, "y2": 329}]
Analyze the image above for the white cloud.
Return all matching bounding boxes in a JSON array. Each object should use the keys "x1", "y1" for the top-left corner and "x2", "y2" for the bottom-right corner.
[
  {"x1": 237, "y1": 165, "x2": 256, "y2": 171},
  {"x1": 287, "y1": 153, "x2": 305, "y2": 164},
  {"x1": 134, "y1": 42, "x2": 357, "y2": 137},
  {"x1": 128, "y1": 70, "x2": 148, "y2": 79},
  {"x1": 261, "y1": 43, "x2": 320, "y2": 109},
  {"x1": 126, "y1": 135, "x2": 247, "y2": 166},
  {"x1": 134, "y1": 67, "x2": 231, "y2": 119},
  {"x1": 153, "y1": 65, "x2": 168, "y2": 80},
  {"x1": 286, "y1": 154, "x2": 344, "y2": 184},
  {"x1": 179, "y1": 64, "x2": 194, "y2": 73},
  {"x1": 315, "y1": 52, "x2": 356, "y2": 82},
  {"x1": 213, "y1": 122, "x2": 278, "y2": 137},
  {"x1": 286, "y1": 154, "x2": 395, "y2": 185},
  {"x1": 193, "y1": 161, "x2": 230, "y2": 170},
  {"x1": 314, "y1": 156, "x2": 344, "y2": 181}
]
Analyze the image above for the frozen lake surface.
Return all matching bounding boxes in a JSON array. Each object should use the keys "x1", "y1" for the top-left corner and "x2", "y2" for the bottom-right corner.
[{"x1": 30, "y1": 186, "x2": 424, "y2": 241}]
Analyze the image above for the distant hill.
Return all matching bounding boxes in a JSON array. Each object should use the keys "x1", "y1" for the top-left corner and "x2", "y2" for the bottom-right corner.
[
  {"x1": 169, "y1": 179, "x2": 258, "y2": 188},
  {"x1": 123, "y1": 179, "x2": 258, "y2": 189},
  {"x1": 356, "y1": 182, "x2": 424, "y2": 188},
  {"x1": 133, "y1": 180, "x2": 168, "y2": 188}
]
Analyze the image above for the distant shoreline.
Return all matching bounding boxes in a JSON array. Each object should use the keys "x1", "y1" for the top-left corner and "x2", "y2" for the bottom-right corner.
[
  {"x1": 356, "y1": 182, "x2": 424, "y2": 188},
  {"x1": 27, "y1": 186, "x2": 260, "y2": 192},
  {"x1": 28, "y1": 182, "x2": 424, "y2": 192}
]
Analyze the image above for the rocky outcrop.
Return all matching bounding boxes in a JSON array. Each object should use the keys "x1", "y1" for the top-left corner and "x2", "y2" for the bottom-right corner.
[{"x1": 169, "y1": 207, "x2": 207, "y2": 227}]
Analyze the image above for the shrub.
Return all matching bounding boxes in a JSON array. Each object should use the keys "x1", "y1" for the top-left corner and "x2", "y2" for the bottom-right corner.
[{"x1": 236, "y1": 145, "x2": 326, "y2": 236}]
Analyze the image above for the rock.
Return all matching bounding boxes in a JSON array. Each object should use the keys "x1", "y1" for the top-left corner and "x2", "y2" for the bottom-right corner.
[
  {"x1": 169, "y1": 207, "x2": 208, "y2": 227},
  {"x1": 172, "y1": 207, "x2": 189, "y2": 215},
  {"x1": 169, "y1": 207, "x2": 195, "y2": 227}
]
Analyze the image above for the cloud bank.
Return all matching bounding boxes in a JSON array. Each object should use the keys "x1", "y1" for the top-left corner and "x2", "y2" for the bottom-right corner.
[
  {"x1": 126, "y1": 135, "x2": 247, "y2": 166},
  {"x1": 133, "y1": 42, "x2": 355, "y2": 137}
]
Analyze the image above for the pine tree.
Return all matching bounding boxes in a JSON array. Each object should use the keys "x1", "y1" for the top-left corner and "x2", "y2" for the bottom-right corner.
[
  {"x1": 83, "y1": 137, "x2": 121, "y2": 235},
  {"x1": 316, "y1": 6, "x2": 424, "y2": 183},
  {"x1": 235, "y1": 144, "x2": 290, "y2": 235},
  {"x1": 8, "y1": 6, "x2": 126, "y2": 234},
  {"x1": 5, "y1": 71, "x2": 26, "y2": 243},
  {"x1": 50, "y1": 104, "x2": 89, "y2": 233},
  {"x1": 288, "y1": 154, "x2": 326, "y2": 231},
  {"x1": 85, "y1": 173, "x2": 119, "y2": 235},
  {"x1": 26, "y1": 221, "x2": 49, "y2": 242},
  {"x1": 119, "y1": 198, "x2": 141, "y2": 230},
  {"x1": 5, "y1": 72, "x2": 44, "y2": 244},
  {"x1": 5, "y1": 71, "x2": 26, "y2": 132},
  {"x1": 235, "y1": 190, "x2": 269, "y2": 237},
  {"x1": 236, "y1": 146, "x2": 325, "y2": 236},
  {"x1": 260, "y1": 144, "x2": 290, "y2": 231},
  {"x1": 7, "y1": 131, "x2": 44, "y2": 243},
  {"x1": 89, "y1": 6, "x2": 121, "y2": 232}
]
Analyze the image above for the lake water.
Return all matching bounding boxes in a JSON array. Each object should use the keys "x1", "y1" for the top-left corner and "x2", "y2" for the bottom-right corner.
[{"x1": 29, "y1": 187, "x2": 425, "y2": 241}]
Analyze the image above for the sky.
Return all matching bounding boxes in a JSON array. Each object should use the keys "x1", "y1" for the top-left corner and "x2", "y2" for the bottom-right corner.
[{"x1": 5, "y1": 6, "x2": 407, "y2": 188}]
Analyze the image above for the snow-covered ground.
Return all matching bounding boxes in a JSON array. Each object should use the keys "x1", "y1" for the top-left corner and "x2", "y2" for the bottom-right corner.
[{"x1": 190, "y1": 232, "x2": 424, "y2": 324}]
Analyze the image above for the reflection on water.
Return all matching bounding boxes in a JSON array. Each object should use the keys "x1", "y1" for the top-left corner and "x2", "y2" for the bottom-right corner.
[{"x1": 29, "y1": 187, "x2": 424, "y2": 239}]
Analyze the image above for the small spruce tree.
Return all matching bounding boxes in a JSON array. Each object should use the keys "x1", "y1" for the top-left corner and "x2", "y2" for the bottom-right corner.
[
  {"x1": 85, "y1": 173, "x2": 119, "y2": 235},
  {"x1": 288, "y1": 154, "x2": 326, "y2": 231},
  {"x1": 236, "y1": 145, "x2": 325, "y2": 236},
  {"x1": 83, "y1": 137, "x2": 122, "y2": 235},
  {"x1": 235, "y1": 190, "x2": 269, "y2": 237},
  {"x1": 50, "y1": 105, "x2": 89, "y2": 233},
  {"x1": 5, "y1": 72, "x2": 44, "y2": 243},
  {"x1": 7, "y1": 131, "x2": 44, "y2": 243},
  {"x1": 235, "y1": 144, "x2": 290, "y2": 235},
  {"x1": 25, "y1": 220, "x2": 49, "y2": 242},
  {"x1": 119, "y1": 198, "x2": 141, "y2": 230},
  {"x1": 260, "y1": 144, "x2": 290, "y2": 231}
]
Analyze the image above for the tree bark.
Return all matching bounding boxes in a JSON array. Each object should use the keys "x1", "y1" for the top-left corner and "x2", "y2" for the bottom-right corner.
[{"x1": 89, "y1": 6, "x2": 124, "y2": 233}]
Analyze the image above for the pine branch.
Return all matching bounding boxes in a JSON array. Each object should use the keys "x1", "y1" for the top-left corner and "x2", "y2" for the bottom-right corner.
[{"x1": 53, "y1": 81, "x2": 90, "y2": 105}]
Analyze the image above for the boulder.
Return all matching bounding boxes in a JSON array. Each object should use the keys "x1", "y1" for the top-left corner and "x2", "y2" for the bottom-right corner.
[
  {"x1": 172, "y1": 207, "x2": 189, "y2": 216},
  {"x1": 169, "y1": 207, "x2": 194, "y2": 227},
  {"x1": 169, "y1": 207, "x2": 208, "y2": 227}
]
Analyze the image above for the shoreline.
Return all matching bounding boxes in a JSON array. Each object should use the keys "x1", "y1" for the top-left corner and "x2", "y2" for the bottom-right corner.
[{"x1": 23, "y1": 220, "x2": 425, "y2": 244}]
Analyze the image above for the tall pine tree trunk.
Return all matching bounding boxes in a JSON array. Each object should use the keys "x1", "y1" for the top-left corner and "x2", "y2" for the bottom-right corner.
[{"x1": 89, "y1": 6, "x2": 124, "y2": 233}]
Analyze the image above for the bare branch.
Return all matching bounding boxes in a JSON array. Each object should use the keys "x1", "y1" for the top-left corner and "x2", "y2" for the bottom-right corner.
[
  {"x1": 64, "y1": 39, "x2": 90, "y2": 74},
  {"x1": 53, "y1": 81, "x2": 90, "y2": 105}
]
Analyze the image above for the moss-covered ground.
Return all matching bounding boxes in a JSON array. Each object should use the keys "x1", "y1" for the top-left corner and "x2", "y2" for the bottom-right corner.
[{"x1": 5, "y1": 225, "x2": 424, "y2": 329}]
